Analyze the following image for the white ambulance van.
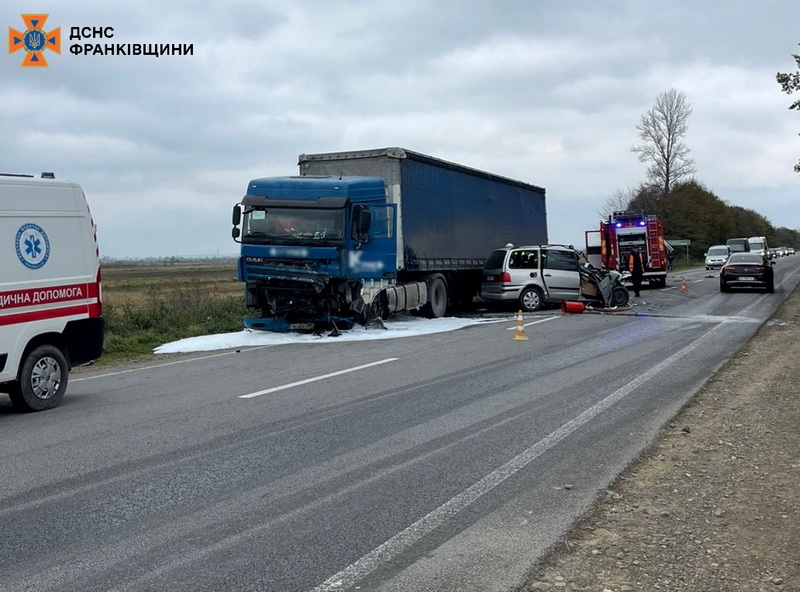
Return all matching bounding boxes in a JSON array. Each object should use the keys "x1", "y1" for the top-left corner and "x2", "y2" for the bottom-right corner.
[{"x1": 1, "y1": 173, "x2": 104, "y2": 411}]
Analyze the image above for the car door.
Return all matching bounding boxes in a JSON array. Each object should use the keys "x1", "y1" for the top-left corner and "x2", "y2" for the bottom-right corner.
[
  {"x1": 541, "y1": 248, "x2": 581, "y2": 300},
  {"x1": 507, "y1": 248, "x2": 542, "y2": 292}
]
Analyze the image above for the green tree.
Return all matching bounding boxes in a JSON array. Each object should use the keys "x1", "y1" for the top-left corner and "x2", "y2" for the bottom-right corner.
[
  {"x1": 658, "y1": 181, "x2": 735, "y2": 256},
  {"x1": 730, "y1": 206, "x2": 773, "y2": 239},
  {"x1": 626, "y1": 182, "x2": 663, "y2": 215},
  {"x1": 776, "y1": 45, "x2": 800, "y2": 174},
  {"x1": 773, "y1": 226, "x2": 800, "y2": 248},
  {"x1": 631, "y1": 89, "x2": 696, "y2": 196}
]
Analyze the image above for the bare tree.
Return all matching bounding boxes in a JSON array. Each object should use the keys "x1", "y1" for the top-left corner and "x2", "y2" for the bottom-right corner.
[
  {"x1": 776, "y1": 45, "x2": 800, "y2": 174},
  {"x1": 598, "y1": 187, "x2": 635, "y2": 221},
  {"x1": 631, "y1": 88, "x2": 696, "y2": 196}
]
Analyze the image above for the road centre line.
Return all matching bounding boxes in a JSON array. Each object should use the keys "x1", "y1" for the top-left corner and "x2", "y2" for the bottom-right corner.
[
  {"x1": 238, "y1": 358, "x2": 399, "y2": 399},
  {"x1": 505, "y1": 315, "x2": 559, "y2": 330},
  {"x1": 311, "y1": 320, "x2": 727, "y2": 592}
]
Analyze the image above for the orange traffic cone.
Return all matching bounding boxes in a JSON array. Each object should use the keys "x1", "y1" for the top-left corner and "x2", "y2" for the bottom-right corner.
[
  {"x1": 513, "y1": 310, "x2": 529, "y2": 341},
  {"x1": 679, "y1": 277, "x2": 688, "y2": 293}
]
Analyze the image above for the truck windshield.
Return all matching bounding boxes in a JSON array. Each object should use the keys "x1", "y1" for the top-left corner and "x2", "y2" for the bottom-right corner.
[{"x1": 242, "y1": 207, "x2": 345, "y2": 244}]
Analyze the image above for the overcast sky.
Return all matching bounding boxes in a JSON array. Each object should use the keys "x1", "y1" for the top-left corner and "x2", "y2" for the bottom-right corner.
[{"x1": 3, "y1": 1, "x2": 800, "y2": 259}]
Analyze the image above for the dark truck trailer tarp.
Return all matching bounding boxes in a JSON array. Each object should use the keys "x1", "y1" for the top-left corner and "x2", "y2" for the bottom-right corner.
[{"x1": 298, "y1": 147, "x2": 547, "y2": 271}]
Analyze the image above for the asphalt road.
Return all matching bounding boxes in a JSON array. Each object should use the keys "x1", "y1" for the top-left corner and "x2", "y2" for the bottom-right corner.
[{"x1": 2, "y1": 255, "x2": 800, "y2": 592}]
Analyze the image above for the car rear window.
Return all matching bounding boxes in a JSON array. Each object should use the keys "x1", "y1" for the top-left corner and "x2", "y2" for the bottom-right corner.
[
  {"x1": 484, "y1": 250, "x2": 507, "y2": 270},
  {"x1": 728, "y1": 253, "x2": 763, "y2": 264}
]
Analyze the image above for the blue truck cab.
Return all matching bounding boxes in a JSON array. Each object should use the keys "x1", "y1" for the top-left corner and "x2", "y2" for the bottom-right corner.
[{"x1": 233, "y1": 176, "x2": 398, "y2": 331}]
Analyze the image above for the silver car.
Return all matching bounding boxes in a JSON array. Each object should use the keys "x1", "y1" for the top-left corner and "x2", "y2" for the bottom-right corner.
[
  {"x1": 705, "y1": 245, "x2": 731, "y2": 270},
  {"x1": 480, "y1": 244, "x2": 583, "y2": 311}
]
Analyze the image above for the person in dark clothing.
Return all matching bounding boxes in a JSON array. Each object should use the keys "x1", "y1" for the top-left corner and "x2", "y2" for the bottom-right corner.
[{"x1": 628, "y1": 247, "x2": 646, "y2": 297}]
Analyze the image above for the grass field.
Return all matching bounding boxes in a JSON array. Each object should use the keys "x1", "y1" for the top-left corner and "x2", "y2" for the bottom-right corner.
[{"x1": 101, "y1": 260, "x2": 246, "y2": 363}]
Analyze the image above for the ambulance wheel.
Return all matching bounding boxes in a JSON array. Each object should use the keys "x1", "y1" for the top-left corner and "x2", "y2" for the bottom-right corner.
[{"x1": 9, "y1": 345, "x2": 69, "y2": 412}]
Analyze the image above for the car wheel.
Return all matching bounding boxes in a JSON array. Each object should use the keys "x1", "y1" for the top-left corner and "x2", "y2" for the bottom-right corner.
[
  {"x1": 519, "y1": 287, "x2": 543, "y2": 312},
  {"x1": 610, "y1": 285, "x2": 630, "y2": 307},
  {"x1": 766, "y1": 278, "x2": 775, "y2": 293},
  {"x1": 8, "y1": 345, "x2": 69, "y2": 412},
  {"x1": 719, "y1": 279, "x2": 729, "y2": 293}
]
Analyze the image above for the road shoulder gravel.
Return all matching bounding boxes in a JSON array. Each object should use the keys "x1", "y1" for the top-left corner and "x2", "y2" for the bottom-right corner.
[{"x1": 522, "y1": 284, "x2": 800, "y2": 592}]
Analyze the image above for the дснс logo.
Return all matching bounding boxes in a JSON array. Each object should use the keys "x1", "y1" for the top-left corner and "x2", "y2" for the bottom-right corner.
[{"x1": 8, "y1": 14, "x2": 61, "y2": 67}]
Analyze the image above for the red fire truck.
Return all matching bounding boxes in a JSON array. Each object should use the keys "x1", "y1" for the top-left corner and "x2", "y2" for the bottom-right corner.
[{"x1": 584, "y1": 210, "x2": 670, "y2": 288}]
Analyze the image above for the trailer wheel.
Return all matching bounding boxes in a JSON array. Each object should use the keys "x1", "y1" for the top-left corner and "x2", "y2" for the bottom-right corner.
[
  {"x1": 423, "y1": 275, "x2": 448, "y2": 318},
  {"x1": 8, "y1": 345, "x2": 69, "y2": 412},
  {"x1": 519, "y1": 287, "x2": 543, "y2": 312}
]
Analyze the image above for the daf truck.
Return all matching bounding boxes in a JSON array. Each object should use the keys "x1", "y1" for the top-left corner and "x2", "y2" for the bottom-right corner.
[{"x1": 232, "y1": 148, "x2": 547, "y2": 331}]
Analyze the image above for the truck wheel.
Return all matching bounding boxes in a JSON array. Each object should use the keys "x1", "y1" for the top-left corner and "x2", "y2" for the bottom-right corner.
[
  {"x1": 519, "y1": 287, "x2": 543, "y2": 312},
  {"x1": 423, "y1": 275, "x2": 448, "y2": 318},
  {"x1": 8, "y1": 345, "x2": 69, "y2": 412},
  {"x1": 610, "y1": 285, "x2": 630, "y2": 307}
]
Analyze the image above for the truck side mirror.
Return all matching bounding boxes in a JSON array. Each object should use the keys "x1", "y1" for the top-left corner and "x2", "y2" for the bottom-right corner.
[
  {"x1": 352, "y1": 205, "x2": 373, "y2": 244},
  {"x1": 232, "y1": 205, "x2": 242, "y2": 242},
  {"x1": 358, "y1": 208, "x2": 373, "y2": 234}
]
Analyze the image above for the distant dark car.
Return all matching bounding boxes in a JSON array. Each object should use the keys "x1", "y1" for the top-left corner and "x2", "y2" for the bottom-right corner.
[
  {"x1": 726, "y1": 238, "x2": 750, "y2": 253},
  {"x1": 719, "y1": 252, "x2": 774, "y2": 293}
]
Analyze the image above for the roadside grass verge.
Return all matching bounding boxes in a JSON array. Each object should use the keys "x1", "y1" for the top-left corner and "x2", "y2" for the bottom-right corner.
[{"x1": 100, "y1": 262, "x2": 247, "y2": 364}]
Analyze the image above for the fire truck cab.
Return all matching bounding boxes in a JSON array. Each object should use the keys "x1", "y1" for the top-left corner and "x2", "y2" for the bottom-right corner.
[{"x1": 585, "y1": 210, "x2": 669, "y2": 289}]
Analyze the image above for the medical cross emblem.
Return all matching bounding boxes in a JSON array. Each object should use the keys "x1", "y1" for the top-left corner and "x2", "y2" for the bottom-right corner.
[
  {"x1": 8, "y1": 14, "x2": 61, "y2": 67},
  {"x1": 16, "y1": 224, "x2": 51, "y2": 269},
  {"x1": 25, "y1": 233, "x2": 43, "y2": 258}
]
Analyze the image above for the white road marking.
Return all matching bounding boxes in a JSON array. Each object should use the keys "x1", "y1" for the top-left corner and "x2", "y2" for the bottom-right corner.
[
  {"x1": 505, "y1": 315, "x2": 559, "y2": 330},
  {"x1": 71, "y1": 346, "x2": 275, "y2": 382},
  {"x1": 238, "y1": 358, "x2": 399, "y2": 399},
  {"x1": 310, "y1": 321, "x2": 727, "y2": 592}
]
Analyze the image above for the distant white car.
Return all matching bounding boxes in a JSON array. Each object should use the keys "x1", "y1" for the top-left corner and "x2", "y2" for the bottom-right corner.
[{"x1": 704, "y1": 245, "x2": 731, "y2": 270}]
